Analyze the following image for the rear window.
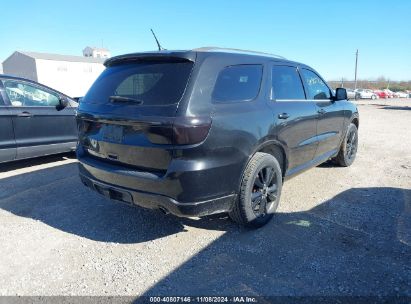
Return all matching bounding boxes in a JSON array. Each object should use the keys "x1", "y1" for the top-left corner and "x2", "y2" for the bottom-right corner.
[
  {"x1": 212, "y1": 65, "x2": 263, "y2": 102},
  {"x1": 82, "y1": 61, "x2": 193, "y2": 106}
]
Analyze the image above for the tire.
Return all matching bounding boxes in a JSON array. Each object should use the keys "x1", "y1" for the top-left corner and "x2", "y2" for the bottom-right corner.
[
  {"x1": 334, "y1": 123, "x2": 358, "y2": 167},
  {"x1": 229, "y1": 152, "x2": 282, "y2": 228},
  {"x1": 371, "y1": 95, "x2": 376, "y2": 100}
]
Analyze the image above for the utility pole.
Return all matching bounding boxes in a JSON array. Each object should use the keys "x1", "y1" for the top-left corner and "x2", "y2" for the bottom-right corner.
[
  {"x1": 341, "y1": 77, "x2": 344, "y2": 88},
  {"x1": 354, "y1": 49, "x2": 358, "y2": 90}
]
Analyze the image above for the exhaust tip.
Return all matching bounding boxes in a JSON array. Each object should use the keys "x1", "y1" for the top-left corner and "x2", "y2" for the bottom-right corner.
[{"x1": 158, "y1": 207, "x2": 170, "y2": 215}]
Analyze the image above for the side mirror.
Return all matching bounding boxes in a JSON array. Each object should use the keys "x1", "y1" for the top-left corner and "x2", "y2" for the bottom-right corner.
[
  {"x1": 73, "y1": 97, "x2": 83, "y2": 103},
  {"x1": 56, "y1": 96, "x2": 69, "y2": 111},
  {"x1": 335, "y1": 88, "x2": 347, "y2": 101}
]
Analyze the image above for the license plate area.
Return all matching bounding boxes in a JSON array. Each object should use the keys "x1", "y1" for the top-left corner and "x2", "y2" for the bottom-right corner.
[
  {"x1": 102, "y1": 124, "x2": 123, "y2": 144},
  {"x1": 93, "y1": 183, "x2": 133, "y2": 205}
]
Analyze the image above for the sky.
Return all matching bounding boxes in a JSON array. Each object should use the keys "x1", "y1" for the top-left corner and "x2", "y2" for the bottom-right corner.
[{"x1": 1, "y1": 0, "x2": 411, "y2": 81}]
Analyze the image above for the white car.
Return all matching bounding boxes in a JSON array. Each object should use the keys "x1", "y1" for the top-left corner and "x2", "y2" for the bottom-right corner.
[
  {"x1": 395, "y1": 91, "x2": 408, "y2": 98},
  {"x1": 356, "y1": 89, "x2": 377, "y2": 100},
  {"x1": 346, "y1": 89, "x2": 360, "y2": 100}
]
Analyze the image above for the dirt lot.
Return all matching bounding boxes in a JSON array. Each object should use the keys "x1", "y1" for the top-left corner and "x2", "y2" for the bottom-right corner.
[{"x1": 0, "y1": 99, "x2": 410, "y2": 297}]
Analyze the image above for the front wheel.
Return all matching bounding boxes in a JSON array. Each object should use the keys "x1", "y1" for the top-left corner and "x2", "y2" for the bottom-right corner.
[
  {"x1": 229, "y1": 152, "x2": 282, "y2": 228},
  {"x1": 371, "y1": 95, "x2": 376, "y2": 100},
  {"x1": 334, "y1": 123, "x2": 358, "y2": 167}
]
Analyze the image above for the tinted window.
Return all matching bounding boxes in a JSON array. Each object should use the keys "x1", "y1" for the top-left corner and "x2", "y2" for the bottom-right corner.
[
  {"x1": 82, "y1": 61, "x2": 193, "y2": 106},
  {"x1": 301, "y1": 69, "x2": 331, "y2": 100},
  {"x1": 271, "y1": 66, "x2": 305, "y2": 100},
  {"x1": 3, "y1": 80, "x2": 60, "y2": 107},
  {"x1": 212, "y1": 65, "x2": 262, "y2": 102}
]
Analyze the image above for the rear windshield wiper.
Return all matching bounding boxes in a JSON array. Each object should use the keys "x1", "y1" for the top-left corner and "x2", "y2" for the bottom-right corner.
[{"x1": 109, "y1": 96, "x2": 144, "y2": 104}]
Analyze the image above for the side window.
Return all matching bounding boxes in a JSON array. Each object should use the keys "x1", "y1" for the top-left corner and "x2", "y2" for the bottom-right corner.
[
  {"x1": 271, "y1": 66, "x2": 305, "y2": 100},
  {"x1": 301, "y1": 69, "x2": 331, "y2": 100},
  {"x1": 3, "y1": 80, "x2": 60, "y2": 107},
  {"x1": 212, "y1": 65, "x2": 263, "y2": 102}
]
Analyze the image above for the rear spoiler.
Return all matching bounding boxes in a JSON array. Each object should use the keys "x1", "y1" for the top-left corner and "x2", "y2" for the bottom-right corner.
[{"x1": 104, "y1": 51, "x2": 196, "y2": 67}]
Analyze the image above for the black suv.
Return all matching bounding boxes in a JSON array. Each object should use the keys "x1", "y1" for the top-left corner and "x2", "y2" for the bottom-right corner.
[{"x1": 76, "y1": 48, "x2": 359, "y2": 227}]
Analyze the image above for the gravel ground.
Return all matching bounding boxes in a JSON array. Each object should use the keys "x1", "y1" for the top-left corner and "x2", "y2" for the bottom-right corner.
[{"x1": 0, "y1": 98, "x2": 410, "y2": 297}]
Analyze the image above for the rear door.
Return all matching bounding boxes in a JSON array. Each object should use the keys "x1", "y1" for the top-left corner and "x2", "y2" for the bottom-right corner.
[
  {"x1": 300, "y1": 68, "x2": 345, "y2": 160},
  {"x1": 0, "y1": 82, "x2": 16, "y2": 162},
  {"x1": 268, "y1": 64, "x2": 318, "y2": 173},
  {"x1": 2, "y1": 79, "x2": 77, "y2": 159}
]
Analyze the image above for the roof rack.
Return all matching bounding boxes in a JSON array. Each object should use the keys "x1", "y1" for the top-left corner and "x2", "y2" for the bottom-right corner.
[{"x1": 193, "y1": 47, "x2": 286, "y2": 60}]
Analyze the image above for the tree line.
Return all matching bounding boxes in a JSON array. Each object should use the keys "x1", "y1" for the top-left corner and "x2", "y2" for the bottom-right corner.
[{"x1": 328, "y1": 78, "x2": 411, "y2": 91}]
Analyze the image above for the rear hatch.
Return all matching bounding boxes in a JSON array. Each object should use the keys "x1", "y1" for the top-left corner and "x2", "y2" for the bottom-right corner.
[{"x1": 77, "y1": 56, "x2": 195, "y2": 173}]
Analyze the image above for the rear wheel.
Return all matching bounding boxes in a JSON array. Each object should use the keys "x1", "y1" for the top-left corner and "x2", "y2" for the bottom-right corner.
[
  {"x1": 371, "y1": 94, "x2": 376, "y2": 100},
  {"x1": 229, "y1": 152, "x2": 282, "y2": 228},
  {"x1": 334, "y1": 123, "x2": 358, "y2": 167}
]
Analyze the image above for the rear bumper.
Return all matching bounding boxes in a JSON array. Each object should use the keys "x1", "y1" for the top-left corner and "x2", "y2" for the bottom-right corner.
[
  {"x1": 77, "y1": 150, "x2": 239, "y2": 217},
  {"x1": 79, "y1": 171, "x2": 235, "y2": 217}
]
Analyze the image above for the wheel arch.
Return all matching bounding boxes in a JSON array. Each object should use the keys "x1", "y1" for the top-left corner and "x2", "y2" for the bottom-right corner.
[
  {"x1": 351, "y1": 114, "x2": 359, "y2": 129},
  {"x1": 249, "y1": 140, "x2": 288, "y2": 178}
]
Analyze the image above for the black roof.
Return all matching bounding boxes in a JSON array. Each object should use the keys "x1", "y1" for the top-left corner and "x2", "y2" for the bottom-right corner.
[{"x1": 104, "y1": 47, "x2": 305, "y2": 68}]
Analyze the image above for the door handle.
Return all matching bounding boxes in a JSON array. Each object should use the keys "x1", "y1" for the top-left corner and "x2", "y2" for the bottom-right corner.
[
  {"x1": 17, "y1": 111, "x2": 33, "y2": 118},
  {"x1": 278, "y1": 113, "x2": 290, "y2": 119},
  {"x1": 317, "y1": 108, "x2": 326, "y2": 115}
]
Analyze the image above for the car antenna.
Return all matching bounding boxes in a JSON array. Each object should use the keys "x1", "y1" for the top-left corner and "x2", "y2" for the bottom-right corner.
[{"x1": 150, "y1": 29, "x2": 166, "y2": 51}]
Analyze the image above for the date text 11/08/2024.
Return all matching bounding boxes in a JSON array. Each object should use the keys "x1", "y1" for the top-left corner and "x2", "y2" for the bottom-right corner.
[{"x1": 149, "y1": 296, "x2": 257, "y2": 303}]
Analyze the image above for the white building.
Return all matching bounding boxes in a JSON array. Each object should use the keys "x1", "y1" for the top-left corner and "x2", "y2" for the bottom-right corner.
[
  {"x1": 2, "y1": 51, "x2": 107, "y2": 97},
  {"x1": 83, "y1": 47, "x2": 111, "y2": 59}
]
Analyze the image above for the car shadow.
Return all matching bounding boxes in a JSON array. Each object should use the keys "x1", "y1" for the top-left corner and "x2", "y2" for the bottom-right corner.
[
  {"x1": 380, "y1": 106, "x2": 411, "y2": 111},
  {"x1": 0, "y1": 163, "x2": 410, "y2": 296},
  {"x1": 141, "y1": 187, "x2": 411, "y2": 296},
  {"x1": 317, "y1": 160, "x2": 337, "y2": 168},
  {"x1": 0, "y1": 152, "x2": 75, "y2": 173},
  {"x1": 0, "y1": 162, "x2": 235, "y2": 243}
]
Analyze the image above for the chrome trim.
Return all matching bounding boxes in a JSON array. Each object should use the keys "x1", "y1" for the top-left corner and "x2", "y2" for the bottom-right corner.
[{"x1": 270, "y1": 99, "x2": 332, "y2": 102}]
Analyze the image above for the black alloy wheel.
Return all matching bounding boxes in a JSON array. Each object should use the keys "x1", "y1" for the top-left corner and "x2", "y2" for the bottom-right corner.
[
  {"x1": 251, "y1": 166, "x2": 279, "y2": 217},
  {"x1": 229, "y1": 152, "x2": 283, "y2": 228},
  {"x1": 334, "y1": 123, "x2": 358, "y2": 167}
]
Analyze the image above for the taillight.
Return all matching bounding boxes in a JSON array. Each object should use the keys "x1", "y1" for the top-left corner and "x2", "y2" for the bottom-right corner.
[
  {"x1": 172, "y1": 116, "x2": 212, "y2": 145},
  {"x1": 147, "y1": 116, "x2": 212, "y2": 145}
]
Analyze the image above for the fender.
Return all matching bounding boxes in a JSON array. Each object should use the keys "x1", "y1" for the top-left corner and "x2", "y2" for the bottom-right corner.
[
  {"x1": 336, "y1": 110, "x2": 360, "y2": 156},
  {"x1": 241, "y1": 138, "x2": 290, "y2": 180}
]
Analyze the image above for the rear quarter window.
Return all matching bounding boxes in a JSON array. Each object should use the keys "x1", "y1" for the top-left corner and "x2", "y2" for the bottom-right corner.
[{"x1": 212, "y1": 65, "x2": 263, "y2": 102}]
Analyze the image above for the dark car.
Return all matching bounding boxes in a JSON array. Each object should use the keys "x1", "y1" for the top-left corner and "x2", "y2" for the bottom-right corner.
[
  {"x1": 0, "y1": 75, "x2": 78, "y2": 163},
  {"x1": 76, "y1": 48, "x2": 359, "y2": 228}
]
